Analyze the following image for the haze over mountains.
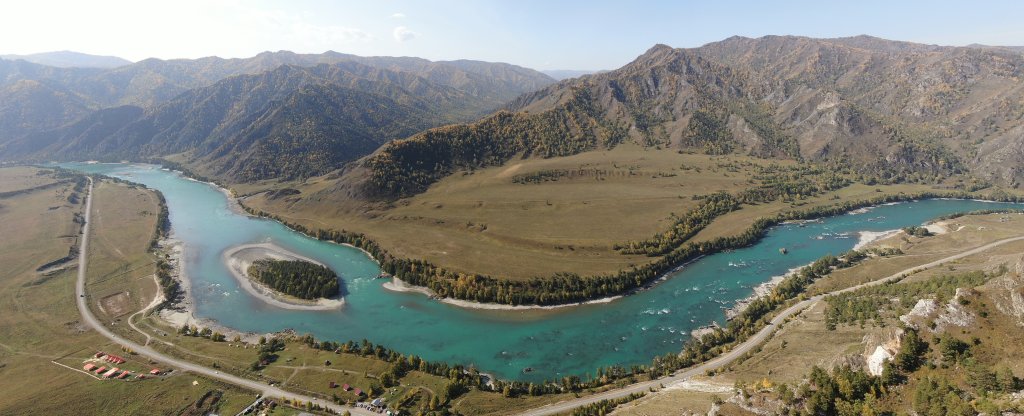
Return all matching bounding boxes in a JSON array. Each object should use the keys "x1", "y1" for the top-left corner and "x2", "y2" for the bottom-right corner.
[
  {"x1": 541, "y1": 69, "x2": 604, "y2": 80},
  {"x1": 4, "y1": 35, "x2": 1024, "y2": 193},
  {"x1": 0, "y1": 51, "x2": 133, "y2": 68},
  {"x1": 0, "y1": 50, "x2": 555, "y2": 179}
]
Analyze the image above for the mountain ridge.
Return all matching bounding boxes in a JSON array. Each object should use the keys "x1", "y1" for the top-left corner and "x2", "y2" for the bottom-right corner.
[
  {"x1": 324, "y1": 35, "x2": 1024, "y2": 202},
  {"x1": 0, "y1": 51, "x2": 557, "y2": 180}
]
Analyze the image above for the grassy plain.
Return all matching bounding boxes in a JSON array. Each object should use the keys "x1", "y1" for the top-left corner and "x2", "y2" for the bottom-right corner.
[
  {"x1": 0, "y1": 167, "x2": 257, "y2": 415},
  {"x1": 85, "y1": 181, "x2": 162, "y2": 330},
  {"x1": 0, "y1": 165, "x2": 60, "y2": 193},
  {"x1": 241, "y1": 145, "x2": 959, "y2": 281}
]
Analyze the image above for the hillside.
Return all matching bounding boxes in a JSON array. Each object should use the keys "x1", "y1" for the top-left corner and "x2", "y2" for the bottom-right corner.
[
  {"x1": 618, "y1": 213, "x2": 1024, "y2": 415},
  {"x1": 0, "y1": 53, "x2": 555, "y2": 180},
  {"x1": 0, "y1": 51, "x2": 555, "y2": 145},
  {"x1": 0, "y1": 79, "x2": 93, "y2": 141},
  {"x1": 344, "y1": 44, "x2": 800, "y2": 199},
  {"x1": 339, "y1": 36, "x2": 1024, "y2": 201},
  {"x1": 237, "y1": 36, "x2": 1024, "y2": 295},
  {"x1": 695, "y1": 35, "x2": 1024, "y2": 184},
  {"x1": 9, "y1": 63, "x2": 473, "y2": 181}
]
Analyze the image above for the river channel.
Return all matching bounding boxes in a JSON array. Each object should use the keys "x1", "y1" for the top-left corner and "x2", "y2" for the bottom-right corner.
[{"x1": 61, "y1": 162, "x2": 1024, "y2": 382}]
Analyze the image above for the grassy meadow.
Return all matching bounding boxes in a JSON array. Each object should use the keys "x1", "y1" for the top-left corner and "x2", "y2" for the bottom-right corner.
[{"x1": 239, "y1": 145, "x2": 962, "y2": 282}]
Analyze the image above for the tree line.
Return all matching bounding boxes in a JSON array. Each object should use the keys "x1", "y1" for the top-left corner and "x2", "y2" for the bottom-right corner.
[
  {"x1": 247, "y1": 259, "x2": 339, "y2": 300},
  {"x1": 824, "y1": 269, "x2": 996, "y2": 330},
  {"x1": 762, "y1": 327, "x2": 1023, "y2": 415}
]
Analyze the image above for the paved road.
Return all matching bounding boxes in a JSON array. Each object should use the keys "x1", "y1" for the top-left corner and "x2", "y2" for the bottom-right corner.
[
  {"x1": 74, "y1": 178, "x2": 375, "y2": 416},
  {"x1": 520, "y1": 233, "x2": 1024, "y2": 416}
]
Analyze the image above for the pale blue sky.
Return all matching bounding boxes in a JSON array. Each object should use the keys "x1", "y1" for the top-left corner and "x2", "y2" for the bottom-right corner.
[{"x1": 3, "y1": 0, "x2": 1023, "y2": 70}]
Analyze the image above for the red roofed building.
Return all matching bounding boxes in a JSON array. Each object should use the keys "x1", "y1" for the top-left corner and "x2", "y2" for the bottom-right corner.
[
  {"x1": 353, "y1": 388, "x2": 363, "y2": 396},
  {"x1": 342, "y1": 383, "x2": 350, "y2": 391},
  {"x1": 83, "y1": 363, "x2": 96, "y2": 371},
  {"x1": 95, "y1": 366, "x2": 107, "y2": 373},
  {"x1": 103, "y1": 368, "x2": 120, "y2": 378},
  {"x1": 149, "y1": 369, "x2": 161, "y2": 375},
  {"x1": 117, "y1": 371, "x2": 131, "y2": 379}
]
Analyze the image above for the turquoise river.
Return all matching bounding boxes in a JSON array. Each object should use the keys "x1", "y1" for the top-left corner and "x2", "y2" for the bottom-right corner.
[{"x1": 62, "y1": 163, "x2": 1024, "y2": 382}]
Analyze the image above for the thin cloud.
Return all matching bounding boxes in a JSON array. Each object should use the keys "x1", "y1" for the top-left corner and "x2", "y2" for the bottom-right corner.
[
  {"x1": 393, "y1": 26, "x2": 417, "y2": 42},
  {"x1": 390, "y1": 12, "x2": 406, "y2": 19}
]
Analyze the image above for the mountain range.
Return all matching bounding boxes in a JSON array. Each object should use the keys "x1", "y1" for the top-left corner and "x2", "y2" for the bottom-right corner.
[
  {"x1": 3, "y1": 36, "x2": 1024, "y2": 193},
  {"x1": 0, "y1": 50, "x2": 555, "y2": 179},
  {"x1": 324, "y1": 35, "x2": 1024, "y2": 203}
]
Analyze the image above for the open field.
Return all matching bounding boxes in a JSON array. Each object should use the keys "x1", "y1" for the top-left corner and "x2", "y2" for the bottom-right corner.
[
  {"x1": 619, "y1": 212, "x2": 1024, "y2": 415},
  {"x1": 0, "y1": 165, "x2": 60, "y2": 193},
  {"x1": 241, "y1": 145, "x2": 963, "y2": 281},
  {"x1": 85, "y1": 180, "x2": 162, "y2": 328},
  {"x1": 613, "y1": 383, "x2": 731, "y2": 415},
  {"x1": 0, "y1": 167, "x2": 256, "y2": 415},
  {"x1": 244, "y1": 145, "x2": 761, "y2": 279}
]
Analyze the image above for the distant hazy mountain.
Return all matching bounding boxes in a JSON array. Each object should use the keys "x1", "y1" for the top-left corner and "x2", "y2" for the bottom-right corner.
[
  {"x1": 0, "y1": 51, "x2": 132, "y2": 68},
  {"x1": 6, "y1": 61, "x2": 527, "y2": 181},
  {"x1": 339, "y1": 35, "x2": 1024, "y2": 199},
  {"x1": 0, "y1": 50, "x2": 553, "y2": 109},
  {"x1": 541, "y1": 69, "x2": 603, "y2": 80},
  {"x1": 0, "y1": 50, "x2": 556, "y2": 178}
]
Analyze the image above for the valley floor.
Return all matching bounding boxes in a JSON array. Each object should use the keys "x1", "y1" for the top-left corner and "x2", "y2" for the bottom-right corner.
[
  {"x1": 237, "y1": 146, "x2": 945, "y2": 282},
  {"x1": 0, "y1": 167, "x2": 258, "y2": 415}
]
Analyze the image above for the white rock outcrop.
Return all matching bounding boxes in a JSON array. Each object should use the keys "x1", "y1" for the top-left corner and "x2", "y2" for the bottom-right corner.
[
  {"x1": 899, "y1": 298, "x2": 938, "y2": 328},
  {"x1": 866, "y1": 345, "x2": 893, "y2": 376},
  {"x1": 934, "y1": 288, "x2": 976, "y2": 331}
]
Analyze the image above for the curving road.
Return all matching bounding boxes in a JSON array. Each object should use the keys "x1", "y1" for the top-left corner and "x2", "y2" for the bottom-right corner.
[
  {"x1": 520, "y1": 233, "x2": 1024, "y2": 416},
  {"x1": 74, "y1": 178, "x2": 376, "y2": 416}
]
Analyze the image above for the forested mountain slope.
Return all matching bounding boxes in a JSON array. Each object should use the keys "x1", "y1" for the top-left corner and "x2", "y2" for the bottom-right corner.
[
  {"x1": 0, "y1": 53, "x2": 555, "y2": 180},
  {"x1": 335, "y1": 36, "x2": 1024, "y2": 201},
  {"x1": 8, "y1": 63, "x2": 468, "y2": 180}
]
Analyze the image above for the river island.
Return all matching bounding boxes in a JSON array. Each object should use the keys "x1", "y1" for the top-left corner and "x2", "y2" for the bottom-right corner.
[{"x1": 223, "y1": 242, "x2": 345, "y2": 310}]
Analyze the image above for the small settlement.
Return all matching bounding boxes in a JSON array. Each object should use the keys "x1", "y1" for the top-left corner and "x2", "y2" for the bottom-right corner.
[{"x1": 79, "y1": 351, "x2": 166, "y2": 381}]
